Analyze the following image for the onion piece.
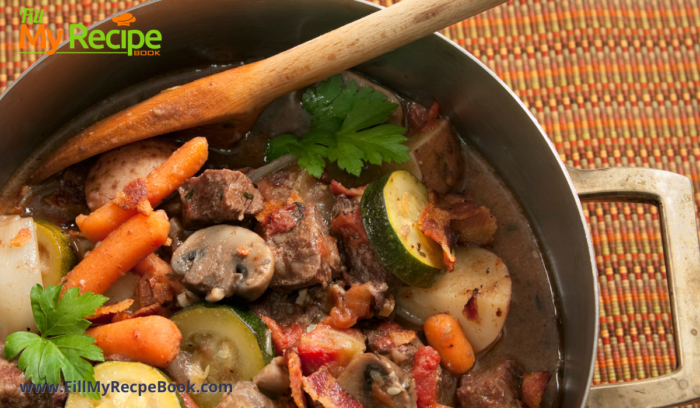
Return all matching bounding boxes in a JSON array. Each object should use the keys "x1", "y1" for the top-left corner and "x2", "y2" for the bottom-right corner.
[
  {"x1": 246, "y1": 154, "x2": 298, "y2": 183},
  {"x1": 0, "y1": 216, "x2": 42, "y2": 341}
]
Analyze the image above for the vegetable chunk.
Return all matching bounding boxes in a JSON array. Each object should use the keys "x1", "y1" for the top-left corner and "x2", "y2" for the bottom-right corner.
[
  {"x1": 361, "y1": 170, "x2": 445, "y2": 287},
  {"x1": 396, "y1": 247, "x2": 512, "y2": 352},
  {"x1": 76, "y1": 137, "x2": 208, "y2": 242},
  {"x1": 62, "y1": 210, "x2": 170, "y2": 296},
  {"x1": 297, "y1": 324, "x2": 366, "y2": 376},
  {"x1": 85, "y1": 138, "x2": 177, "y2": 211},
  {"x1": 65, "y1": 361, "x2": 185, "y2": 408},
  {"x1": 424, "y1": 313, "x2": 475, "y2": 374},
  {"x1": 86, "y1": 315, "x2": 181, "y2": 368},
  {"x1": 0, "y1": 216, "x2": 41, "y2": 340}
]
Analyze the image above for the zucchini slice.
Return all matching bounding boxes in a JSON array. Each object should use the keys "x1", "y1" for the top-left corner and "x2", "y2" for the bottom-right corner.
[
  {"x1": 34, "y1": 219, "x2": 77, "y2": 287},
  {"x1": 65, "y1": 361, "x2": 185, "y2": 408},
  {"x1": 361, "y1": 170, "x2": 445, "y2": 287},
  {"x1": 169, "y1": 302, "x2": 273, "y2": 408}
]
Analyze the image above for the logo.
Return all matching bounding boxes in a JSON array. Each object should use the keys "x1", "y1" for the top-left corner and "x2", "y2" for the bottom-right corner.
[
  {"x1": 19, "y1": 8, "x2": 162, "y2": 56},
  {"x1": 112, "y1": 13, "x2": 136, "y2": 27}
]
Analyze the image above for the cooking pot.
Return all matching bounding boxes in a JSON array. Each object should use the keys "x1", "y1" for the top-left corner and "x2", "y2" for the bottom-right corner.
[{"x1": 0, "y1": 0, "x2": 698, "y2": 407}]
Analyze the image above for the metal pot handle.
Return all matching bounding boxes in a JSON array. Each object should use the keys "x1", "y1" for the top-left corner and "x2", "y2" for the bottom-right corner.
[{"x1": 567, "y1": 166, "x2": 700, "y2": 408}]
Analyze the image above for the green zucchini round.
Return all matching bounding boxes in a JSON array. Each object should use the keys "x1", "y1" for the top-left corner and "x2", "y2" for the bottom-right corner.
[
  {"x1": 361, "y1": 170, "x2": 445, "y2": 287},
  {"x1": 170, "y1": 302, "x2": 273, "y2": 408}
]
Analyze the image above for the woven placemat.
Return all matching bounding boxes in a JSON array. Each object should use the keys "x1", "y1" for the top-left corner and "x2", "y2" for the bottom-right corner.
[{"x1": 1, "y1": 0, "x2": 698, "y2": 406}]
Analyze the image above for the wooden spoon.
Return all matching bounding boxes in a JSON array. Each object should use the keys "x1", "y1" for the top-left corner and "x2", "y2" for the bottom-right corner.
[{"x1": 31, "y1": 0, "x2": 507, "y2": 183}]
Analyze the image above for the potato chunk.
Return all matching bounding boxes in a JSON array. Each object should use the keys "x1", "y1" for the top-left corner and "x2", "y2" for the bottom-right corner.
[
  {"x1": 85, "y1": 138, "x2": 177, "y2": 211},
  {"x1": 396, "y1": 247, "x2": 511, "y2": 352}
]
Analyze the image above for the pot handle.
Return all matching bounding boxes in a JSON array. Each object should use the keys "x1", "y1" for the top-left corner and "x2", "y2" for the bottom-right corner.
[{"x1": 567, "y1": 166, "x2": 700, "y2": 408}]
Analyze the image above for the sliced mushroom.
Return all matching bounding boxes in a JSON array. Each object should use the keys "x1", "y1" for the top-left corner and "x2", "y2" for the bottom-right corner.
[
  {"x1": 253, "y1": 356, "x2": 290, "y2": 398},
  {"x1": 336, "y1": 353, "x2": 417, "y2": 408},
  {"x1": 341, "y1": 71, "x2": 404, "y2": 127},
  {"x1": 171, "y1": 225, "x2": 274, "y2": 302}
]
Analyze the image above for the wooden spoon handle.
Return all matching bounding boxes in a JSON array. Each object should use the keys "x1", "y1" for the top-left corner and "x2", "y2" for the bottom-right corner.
[
  {"x1": 257, "y1": 0, "x2": 507, "y2": 98},
  {"x1": 30, "y1": 0, "x2": 506, "y2": 184}
]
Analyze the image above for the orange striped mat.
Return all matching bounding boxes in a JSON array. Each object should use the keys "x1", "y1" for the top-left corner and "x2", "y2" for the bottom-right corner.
[{"x1": 1, "y1": 0, "x2": 698, "y2": 406}]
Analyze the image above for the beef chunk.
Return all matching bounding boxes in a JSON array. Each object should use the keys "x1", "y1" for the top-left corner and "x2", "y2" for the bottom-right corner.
[
  {"x1": 456, "y1": 360, "x2": 523, "y2": 408},
  {"x1": 331, "y1": 193, "x2": 394, "y2": 287},
  {"x1": 179, "y1": 169, "x2": 263, "y2": 228},
  {"x1": 251, "y1": 284, "x2": 335, "y2": 329},
  {"x1": 218, "y1": 382, "x2": 276, "y2": 408},
  {"x1": 261, "y1": 203, "x2": 341, "y2": 292},
  {"x1": 0, "y1": 342, "x2": 66, "y2": 408}
]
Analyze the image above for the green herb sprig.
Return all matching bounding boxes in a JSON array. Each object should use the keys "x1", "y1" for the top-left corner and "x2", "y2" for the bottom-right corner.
[
  {"x1": 267, "y1": 74, "x2": 411, "y2": 177},
  {"x1": 4, "y1": 284, "x2": 107, "y2": 400}
]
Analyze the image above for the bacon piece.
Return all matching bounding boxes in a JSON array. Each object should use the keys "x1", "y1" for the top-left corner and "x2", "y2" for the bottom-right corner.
[
  {"x1": 136, "y1": 197, "x2": 154, "y2": 216},
  {"x1": 259, "y1": 203, "x2": 300, "y2": 240},
  {"x1": 302, "y1": 367, "x2": 362, "y2": 408},
  {"x1": 170, "y1": 279, "x2": 187, "y2": 297},
  {"x1": 256, "y1": 199, "x2": 285, "y2": 223},
  {"x1": 298, "y1": 324, "x2": 366, "y2": 376},
  {"x1": 431, "y1": 191, "x2": 479, "y2": 220},
  {"x1": 9, "y1": 228, "x2": 32, "y2": 247},
  {"x1": 322, "y1": 282, "x2": 376, "y2": 329},
  {"x1": 111, "y1": 303, "x2": 172, "y2": 323},
  {"x1": 411, "y1": 346, "x2": 449, "y2": 408},
  {"x1": 138, "y1": 277, "x2": 157, "y2": 308},
  {"x1": 462, "y1": 289, "x2": 479, "y2": 322},
  {"x1": 452, "y1": 207, "x2": 497, "y2": 246},
  {"x1": 367, "y1": 322, "x2": 418, "y2": 353},
  {"x1": 430, "y1": 191, "x2": 497, "y2": 247},
  {"x1": 287, "y1": 351, "x2": 307, "y2": 408},
  {"x1": 418, "y1": 203, "x2": 456, "y2": 271},
  {"x1": 288, "y1": 189, "x2": 303, "y2": 204},
  {"x1": 133, "y1": 303, "x2": 172, "y2": 318},
  {"x1": 134, "y1": 254, "x2": 180, "y2": 308},
  {"x1": 86, "y1": 299, "x2": 134, "y2": 323},
  {"x1": 114, "y1": 178, "x2": 152, "y2": 215},
  {"x1": 423, "y1": 101, "x2": 441, "y2": 132},
  {"x1": 388, "y1": 326, "x2": 417, "y2": 347},
  {"x1": 262, "y1": 316, "x2": 305, "y2": 356},
  {"x1": 145, "y1": 275, "x2": 174, "y2": 305},
  {"x1": 521, "y1": 371, "x2": 551, "y2": 408},
  {"x1": 329, "y1": 181, "x2": 365, "y2": 198},
  {"x1": 407, "y1": 101, "x2": 441, "y2": 132}
]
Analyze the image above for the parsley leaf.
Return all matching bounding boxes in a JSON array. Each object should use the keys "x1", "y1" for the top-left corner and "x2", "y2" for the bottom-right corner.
[
  {"x1": 4, "y1": 285, "x2": 107, "y2": 400},
  {"x1": 267, "y1": 74, "x2": 410, "y2": 177}
]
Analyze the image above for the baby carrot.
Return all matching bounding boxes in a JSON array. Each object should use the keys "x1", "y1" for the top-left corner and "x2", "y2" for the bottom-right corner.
[
  {"x1": 86, "y1": 315, "x2": 182, "y2": 368},
  {"x1": 62, "y1": 210, "x2": 170, "y2": 296},
  {"x1": 423, "y1": 313, "x2": 475, "y2": 375},
  {"x1": 76, "y1": 137, "x2": 208, "y2": 242}
]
